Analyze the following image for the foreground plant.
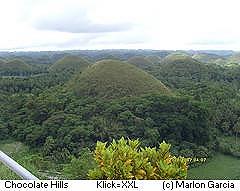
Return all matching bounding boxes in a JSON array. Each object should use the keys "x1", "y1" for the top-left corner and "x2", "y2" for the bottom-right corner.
[{"x1": 88, "y1": 137, "x2": 189, "y2": 179}]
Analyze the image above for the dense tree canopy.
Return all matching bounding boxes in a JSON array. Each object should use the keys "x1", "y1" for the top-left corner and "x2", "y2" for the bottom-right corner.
[{"x1": 1, "y1": 50, "x2": 240, "y2": 179}]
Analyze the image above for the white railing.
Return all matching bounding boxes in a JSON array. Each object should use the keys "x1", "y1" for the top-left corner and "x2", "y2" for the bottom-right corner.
[{"x1": 0, "y1": 150, "x2": 39, "y2": 180}]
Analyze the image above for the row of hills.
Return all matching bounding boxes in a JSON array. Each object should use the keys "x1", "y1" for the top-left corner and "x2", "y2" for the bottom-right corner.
[{"x1": 1, "y1": 51, "x2": 240, "y2": 99}]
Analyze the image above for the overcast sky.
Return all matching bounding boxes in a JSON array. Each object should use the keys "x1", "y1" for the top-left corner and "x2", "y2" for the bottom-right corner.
[{"x1": 0, "y1": 0, "x2": 240, "y2": 51}]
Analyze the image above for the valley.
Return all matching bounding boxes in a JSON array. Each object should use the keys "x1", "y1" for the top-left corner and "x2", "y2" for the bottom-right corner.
[{"x1": 189, "y1": 153, "x2": 240, "y2": 179}]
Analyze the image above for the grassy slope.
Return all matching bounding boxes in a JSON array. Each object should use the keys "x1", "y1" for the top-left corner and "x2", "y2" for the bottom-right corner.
[
  {"x1": 189, "y1": 136, "x2": 240, "y2": 179},
  {"x1": 0, "y1": 140, "x2": 51, "y2": 180},
  {"x1": 188, "y1": 153, "x2": 240, "y2": 179},
  {"x1": 162, "y1": 54, "x2": 201, "y2": 65},
  {"x1": 0, "y1": 140, "x2": 27, "y2": 179},
  {"x1": 192, "y1": 53, "x2": 226, "y2": 64},
  {"x1": 0, "y1": 59, "x2": 32, "y2": 73},
  {"x1": 228, "y1": 53, "x2": 240, "y2": 64},
  {"x1": 70, "y1": 59, "x2": 171, "y2": 99}
]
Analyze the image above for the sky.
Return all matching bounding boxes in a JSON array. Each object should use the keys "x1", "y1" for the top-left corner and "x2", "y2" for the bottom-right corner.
[{"x1": 0, "y1": 0, "x2": 240, "y2": 51}]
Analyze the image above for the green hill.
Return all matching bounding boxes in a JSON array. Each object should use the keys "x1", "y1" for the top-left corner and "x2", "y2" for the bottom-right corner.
[
  {"x1": 193, "y1": 53, "x2": 226, "y2": 64},
  {"x1": 127, "y1": 56, "x2": 154, "y2": 69},
  {"x1": 0, "y1": 59, "x2": 33, "y2": 76},
  {"x1": 227, "y1": 53, "x2": 240, "y2": 64},
  {"x1": 49, "y1": 55, "x2": 90, "y2": 74},
  {"x1": 0, "y1": 59, "x2": 5, "y2": 64},
  {"x1": 162, "y1": 54, "x2": 200, "y2": 64},
  {"x1": 69, "y1": 59, "x2": 171, "y2": 99},
  {"x1": 155, "y1": 54, "x2": 217, "y2": 88},
  {"x1": 146, "y1": 55, "x2": 162, "y2": 64}
]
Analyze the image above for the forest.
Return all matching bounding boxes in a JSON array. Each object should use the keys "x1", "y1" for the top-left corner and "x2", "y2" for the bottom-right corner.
[{"x1": 1, "y1": 49, "x2": 240, "y2": 179}]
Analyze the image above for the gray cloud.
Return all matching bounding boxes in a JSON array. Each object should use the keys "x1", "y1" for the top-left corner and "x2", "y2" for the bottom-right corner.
[
  {"x1": 33, "y1": 9, "x2": 132, "y2": 33},
  {"x1": 36, "y1": 22, "x2": 131, "y2": 33}
]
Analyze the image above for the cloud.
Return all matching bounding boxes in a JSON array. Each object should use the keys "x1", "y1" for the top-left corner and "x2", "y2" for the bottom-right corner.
[
  {"x1": 35, "y1": 20, "x2": 131, "y2": 33},
  {"x1": 30, "y1": 2, "x2": 132, "y2": 33},
  {"x1": 0, "y1": 32, "x2": 102, "y2": 51},
  {"x1": 189, "y1": 40, "x2": 236, "y2": 46},
  {"x1": 1, "y1": 0, "x2": 240, "y2": 50}
]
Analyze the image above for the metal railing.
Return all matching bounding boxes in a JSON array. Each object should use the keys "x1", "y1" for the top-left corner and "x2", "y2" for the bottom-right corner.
[{"x1": 0, "y1": 150, "x2": 39, "y2": 180}]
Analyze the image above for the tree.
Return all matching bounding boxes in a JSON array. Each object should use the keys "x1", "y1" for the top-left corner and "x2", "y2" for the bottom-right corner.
[
  {"x1": 43, "y1": 136, "x2": 56, "y2": 156},
  {"x1": 0, "y1": 121, "x2": 9, "y2": 140}
]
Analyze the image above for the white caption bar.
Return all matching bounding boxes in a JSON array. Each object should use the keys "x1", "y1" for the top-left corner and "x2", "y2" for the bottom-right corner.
[{"x1": 0, "y1": 180, "x2": 239, "y2": 191}]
